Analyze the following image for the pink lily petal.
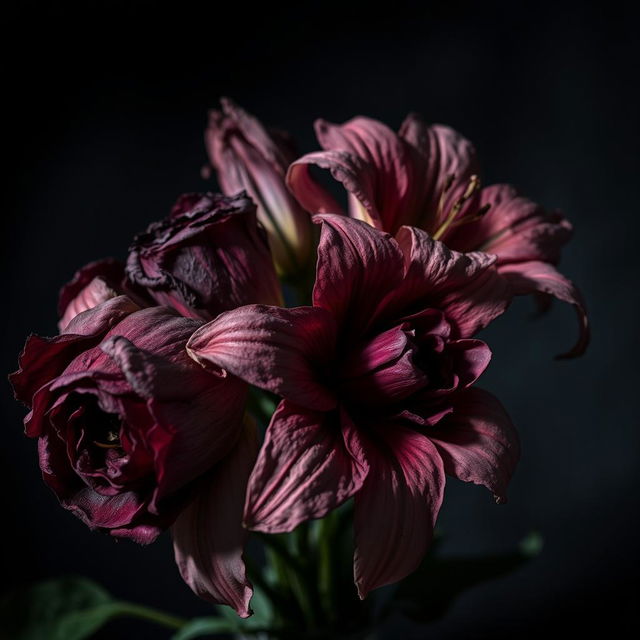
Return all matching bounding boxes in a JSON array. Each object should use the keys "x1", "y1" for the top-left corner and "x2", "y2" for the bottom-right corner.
[
  {"x1": 444, "y1": 184, "x2": 573, "y2": 264},
  {"x1": 172, "y1": 421, "x2": 258, "y2": 618},
  {"x1": 499, "y1": 260, "x2": 590, "y2": 358},
  {"x1": 427, "y1": 388, "x2": 520, "y2": 503},
  {"x1": 353, "y1": 424, "x2": 445, "y2": 598},
  {"x1": 244, "y1": 401, "x2": 368, "y2": 533},
  {"x1": 393, "y1": 225, "x2": 510, "y2": 338},
  {"x1": 313, "y1": 214, "x2": 405, "y2": 335},
  {"x1": 398, "y1": 115, "x2": 480, "y2": 232},
  {"x1": 187, "y1": 304, "x2": 337, "y2": 411}
]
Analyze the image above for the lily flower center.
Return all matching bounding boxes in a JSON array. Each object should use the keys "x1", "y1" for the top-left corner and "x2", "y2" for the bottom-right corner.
[{"x1": 432, "y1": 174, "x2": 490, "y2": 240}]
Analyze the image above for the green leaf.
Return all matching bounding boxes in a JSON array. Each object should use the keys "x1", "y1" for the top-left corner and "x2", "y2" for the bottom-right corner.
[
  {"x1": 393, "y1": 533, "x2": 543, "y2": 623},
  {"x1": 0, "y1": 576, "x2": 117, "y2": 640},
  {"x1": 171, "y1": 617, "x2": 237, "y2": 640}
]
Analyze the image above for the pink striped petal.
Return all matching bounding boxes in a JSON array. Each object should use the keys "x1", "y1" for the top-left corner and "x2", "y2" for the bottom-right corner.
[
  {"x1": 499, "y1": 260, "x2": 589, "y2": 358},
  {"x1": 392, "y1": 226, "x2": 510, "y2": 338},
  {"x1": 172, "y1": 422, "x2": 258, "y2": 618},
  {"x1": 187, "y1": 304, "x2": 337, "y2": 411},
  {"x1": 244, "y1": 401, "x2": 368, "y2": 533},
  {"x1": 427, "y1": 388, "x2": 520, "y2": 503},
  {"x1": 353, "y1": 425, "x2": 445, "y2": 598},
  {"x1": 313, "y1": 214, "x2": 405, "y2": 335}
]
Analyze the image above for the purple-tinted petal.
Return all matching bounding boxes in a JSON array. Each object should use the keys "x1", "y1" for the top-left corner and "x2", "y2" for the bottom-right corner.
[
  {"x1": 353, "y1": 425, "x2": 445, "y2": 598},
  {"x1": 426, "y1": 388, "x2": 520, "y2": 503},
  {"x1": 187, "y1": 304, "x2": 337, "y2": 411},
  {"x1": 172, "y1": 421, "x2": 258, "y2": 617},
  {"x1": 499, "y1": 260, "x2": 589, "y2": 358},
  {"x1": 244, "y1": 401, "x2": 368, "y2": 533},
  {"x1": 59, "y1": 277, "x2": 119, "y2": 332},
  {"x1": 392, "y1": 226, "x2": 510, "y2": 338},
  {"x1": 447, "y1": 339, "x2": 492, "y2": 388},
  {"x1": 313, "y1": 214, "x2": 405, "y2": 336}
]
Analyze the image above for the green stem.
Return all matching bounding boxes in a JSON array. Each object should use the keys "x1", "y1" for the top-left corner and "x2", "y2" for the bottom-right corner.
[
  {"x1": 318, "y1": 512, "x2": 338, "y2": 624},
  {"x1": 114, "y1": 602, "x2": 186, "y2": 630}
]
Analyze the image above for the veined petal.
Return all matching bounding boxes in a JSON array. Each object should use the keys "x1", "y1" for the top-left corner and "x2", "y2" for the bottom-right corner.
[
  {"x1": 187, "y1": 305, "x2": 337, "y2": 411},
  {"x1": 244, "y1": 401, "x2": 368, "y2": 533},
  {"x1": 172, "y1": 421, "x2": 258, "y2": 618},
  {"x1": 426, "y1": 388, "x2": 520, "y2": 503},
  {"x1": 59, "y1": 277, "x2": 119, "y2": 332},
  {"x1": 499, "y1": 260, "x2": 589, "y2": 358},
  {"x1": 445, "y1": 184, "x2": 573, "y2": 264},
  {"x1": 393, "y1": 226, "x2": 510, "y2": 338},
  {"x1": 313, "y1": 215, "x2": 405, "y2": 336},
  {"x1": 353, "y1": 425, "x2": 445, "y2": 598}
]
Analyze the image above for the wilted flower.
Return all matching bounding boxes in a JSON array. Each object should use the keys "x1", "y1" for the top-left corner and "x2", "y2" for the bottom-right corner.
[
  {"x1": 126, "y1": 191, "x2": 282, "y2": 320},
  {"x1": 204, "y1": 99, "x2": 313, "y2": 275},
  {"x1": 10, "y1": 297, "x2": 255, "y2": 616},
  {"x1": 187, "y1": 215, "x2": 519, "y2": 597},
  {"x1": 287, "y1": 115, "x2": 588, "y2": 357}
]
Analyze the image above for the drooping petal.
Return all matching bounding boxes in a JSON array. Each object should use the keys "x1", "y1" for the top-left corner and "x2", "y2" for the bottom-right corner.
[
  {"x1": 244, "y1": 401, "x2": 368, "y2": 533},
  {"x1": 444, "y1": 184, "x2": 573, "y2": 264},
  {"x1": 172, "y1": 421, "x2": 258, "y2": 618},
  {"x1": 392, "y1": 226, "x2": 510, "y2": 338},
  {"x1": 426, "y1": 388, "x2": 520, "y2": 503},
  {"x1": 499, "y1": 260, "x2": 589, "y2": 358},
  {"x1": 353, "y1": 425, "x2": 445, "y2": 598},
  {"x1": 313, "y1": 214, "x2": 405, "y2": 336},
  {"x1": 187, "y1": 305, "x2": 337, "y2": 411},
  {"x1": 398, "y1": 116, "x2": 480, "y2": 233},
  {"x1": 205, "y1": 99, "x2": 312, "y2": 274}
]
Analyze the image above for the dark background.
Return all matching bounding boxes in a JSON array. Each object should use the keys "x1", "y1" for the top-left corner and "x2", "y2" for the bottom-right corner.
[{"x1": 2, "y1": 1, "x2": 638, "y2": 637}]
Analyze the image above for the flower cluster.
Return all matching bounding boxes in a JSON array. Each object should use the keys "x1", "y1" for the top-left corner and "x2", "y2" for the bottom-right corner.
[{"x1": 10, "y1": 100, "x2": 588, "y2": 618}]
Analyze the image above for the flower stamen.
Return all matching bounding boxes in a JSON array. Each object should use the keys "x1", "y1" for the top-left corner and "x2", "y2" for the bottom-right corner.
[{"x1": 433, "y1": 174, "x2": 482, "y2": 240}]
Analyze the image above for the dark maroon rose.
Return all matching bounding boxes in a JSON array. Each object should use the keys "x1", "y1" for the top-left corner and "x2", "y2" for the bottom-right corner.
[
  {"x1": 10, "y1": 296, "x2": 247, "y2": 544},
  {"x1": 125, "y1": 191, "x2": 282, "y2": 320}
]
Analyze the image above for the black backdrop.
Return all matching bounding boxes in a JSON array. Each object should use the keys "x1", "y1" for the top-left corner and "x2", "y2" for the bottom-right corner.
[{"x1": 3, "y1": 1, "x2": 638, "y2": 637}]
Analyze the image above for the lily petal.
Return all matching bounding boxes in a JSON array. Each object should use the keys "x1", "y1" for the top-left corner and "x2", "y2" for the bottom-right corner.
[
  {"x1": 499, "y1": 260, "x2": 589, "y2": 358},
  {"x1": 244, "y1": 401, "x2": 368, "y2": 533},
  {"x1": 353, "y1": 425, "x2": 445, "y2": 598},
  {"x1": 393, "y1": 226, "x2": 510, "y2": 338},
  {"x1": 172, "y1": 421, "x2": 258, "y2": 618},
  {"x1": 313, "y1": 214, "x2": 405, "y2": 336},
  {"x1": 427, "y1": 388, "x2": 520, "y2": 503},
  {"x1": 187, "y1": 304, "x2": 337, "y2": 411}
]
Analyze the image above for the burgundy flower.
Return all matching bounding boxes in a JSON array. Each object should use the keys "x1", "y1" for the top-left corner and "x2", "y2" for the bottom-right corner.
[
  {"x1": 187, "y1": 215, "x2": 519, "y2": 597},
  {"x1": 287, "y1": 115, "x2": 588, "y2": 358},
  {"x1": 204, "y1": 98, "x2": 313, "y2": 275},
  {"x1": 126, "y1": 191, "x2": 282, "y2": 320},
  {"x1": 10, "y1": 297, "x2": 255, "y2": 616}
]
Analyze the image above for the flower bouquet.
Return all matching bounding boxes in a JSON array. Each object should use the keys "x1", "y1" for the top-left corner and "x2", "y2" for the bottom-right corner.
[{"x1": 5, "y1": 99, "x2": 588, "y2": 639}]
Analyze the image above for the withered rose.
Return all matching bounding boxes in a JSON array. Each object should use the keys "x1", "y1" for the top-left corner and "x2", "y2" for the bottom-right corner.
[
  {"x1": 10, "y1": 296, "x2": 247, "y2": 544},
  {"x1": 125, "y1": 191, "x2": 282, "y2": 321}
]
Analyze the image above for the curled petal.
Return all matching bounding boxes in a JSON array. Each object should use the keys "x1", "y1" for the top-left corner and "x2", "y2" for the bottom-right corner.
[
  {"x1": 499, "y1": 260, "x2": 589, "y2": 358},
  {"x1": 244, "y1": 402, "x2": 368, "y2": 533},
  {"x1": 59, "y1": 277, "x2": 119, "y2": 332},
  {"x1": 393, "y1": 226, "x2": 510, "y2": 337},
  {"x1": 313, "y1": 214, "x2": 405, "y2": 336},
  {"x1": 427, "y1": 388, "x2": 520, "y2": 503},
  {"x1": 172, "y1": 421, "x2": 258, "y2": 617},
  {"x1": 353, "y1": 425, "x2": 445, "y2": 598},
  {"x1": 188, "y1": 305, "x2": 337, "y2": 411}
]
